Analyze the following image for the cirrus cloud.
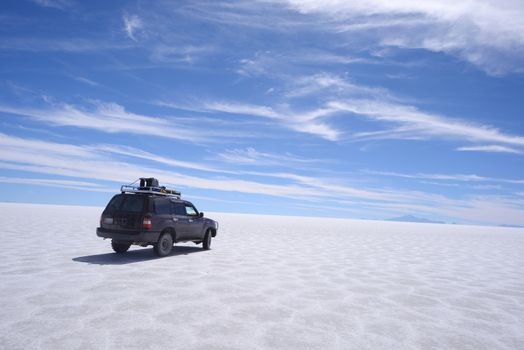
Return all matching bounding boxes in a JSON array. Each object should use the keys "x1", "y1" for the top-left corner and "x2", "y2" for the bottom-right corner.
[{"x1": 279, "y1": 0, "x2": 524, "y2": 75}]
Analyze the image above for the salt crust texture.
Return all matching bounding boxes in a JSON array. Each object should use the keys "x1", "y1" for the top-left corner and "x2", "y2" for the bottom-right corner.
[{"x1": 0, "y1": 202, "x2": 523, "y2": 349}]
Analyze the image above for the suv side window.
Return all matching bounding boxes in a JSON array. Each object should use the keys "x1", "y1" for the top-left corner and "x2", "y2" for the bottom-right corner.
[
  {"x1": 155, "y1": 198, "x2": 171, "y2": 214},
  {"x1": 172, "y1": 202, "x2": 186, "y2": 216},
  {"x1": 185, "y1": 205, "x2": 197, "y2": 216}
]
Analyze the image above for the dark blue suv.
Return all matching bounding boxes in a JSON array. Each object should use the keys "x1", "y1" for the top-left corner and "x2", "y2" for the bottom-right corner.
[{"x1": 96, "y1": 180, "x2": 218, "y2": 257}]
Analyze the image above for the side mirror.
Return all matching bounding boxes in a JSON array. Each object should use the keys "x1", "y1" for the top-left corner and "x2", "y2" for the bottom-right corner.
[{"x1": 199, "y1": 212, "x2": 204, "y2": 218}]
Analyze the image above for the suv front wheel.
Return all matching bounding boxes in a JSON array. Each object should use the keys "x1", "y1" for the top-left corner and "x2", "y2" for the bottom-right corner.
[
  {"x1": 154, "y1": 232, "x2": 173, "y2": 257},
  {"x1": 203, "y1": 230, "x2": 212, "y2": 250}
]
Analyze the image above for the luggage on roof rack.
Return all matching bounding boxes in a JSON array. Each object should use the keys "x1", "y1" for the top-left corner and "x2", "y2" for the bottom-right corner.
[
  {"x1": 121, "y1": 178, "x2": 181, "y2": 199},
  {"x1": 140, "y1": 177, "x2": 159, "y2": 188}
]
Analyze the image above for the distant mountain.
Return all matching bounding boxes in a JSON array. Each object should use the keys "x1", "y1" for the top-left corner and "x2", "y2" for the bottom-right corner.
[
  {"x1": 386, "y1": 215, "x2": 445, "y2": 224},
  {"x1": 499, "y1": 224, "x2": 524, "y2": 228}
]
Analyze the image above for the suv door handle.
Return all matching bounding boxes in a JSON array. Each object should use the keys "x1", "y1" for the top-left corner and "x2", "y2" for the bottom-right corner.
[
  {"x1": 188, "y1": 219, "x2": 193, "y2": 223},
  {"x1": 172, "y1": 218, "x2": 178, "y2": 222}
]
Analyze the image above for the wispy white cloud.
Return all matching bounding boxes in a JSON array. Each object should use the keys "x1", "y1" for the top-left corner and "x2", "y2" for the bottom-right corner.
[
  {"x1": 31, "y1": 0, "x2": 72, "y2": 10},
  {"x1": 123, "y1": 14, "x2": 143, "y2": 41},
  {"x1": 178, "y1": 75, "x2": 524, "y2": 150},
  {"x1": 0, "y1": 133, "x2": 444, "y2": 203},
  {"x1": 0, "y1": 131, "x2": 98, "y2": 159},
  {"x1": 92, "y1": 144, "x2": 234, "y2": 174},
  {"x1": 336, "y1": 195, "x2": 524, "y2": 226},
  {"x1": 282, "y1": 73, "x2": 524, "y2": 152},
  {"x1": 456, "y1": 145, "x2": 523, "y2": 154},
  {"x1": 73, "y1": 76, "x2": 99, "y2": 87},
  {"x1": 0, "y1": 101, "x2": 233, "y2": 143},
  {"x1": 470, "y1": 184, "x2": 503, "y2": 190},
  {"x1": 0, "y1": 133, "x2": 415, "y2": 206},
  {"x1": 203, "y1": 101, "x2": 280, "y2": 119},
  {"x1": 257, "y1": 172, "x2": 401, "y2": 201},
  {"x1": 1, "y1": 132, "x2": 524, "y2": 225},
  {"x1": 419, "y1": 181, "x2": 460, "y2": 188},
  {"x1": 175, "y1": 1, "x2": 312, "y2": 32},
  {"x1": 280, "y1": 0, "x2": 524, "y2": 75},
  {"x1": 160, "y1": 1, "x2": 524, "y2": 75},
  {"x1": 149, "y1": 44, "x2": 214, "y2": 64},
  {"x1": 366, "y1": 170, "x2": 524, "y2": 185},
  {"x1": 163, "y1": 70, "x2": 524, "y2": 148},
  {"x1": 154, "y1": 66, "x2": 524, "y2": 153},
  {"x1": 235, "y1": 51, "x2": 373, "y2": 78},
  {"x1": 14, "y1": 1, "x2": 524, "y2": 76},
  {"x1": 284, "y1": 73, "x2": 390, "y2": 99},
  {"x1": 433, "y1": 197, "x2": 524, "y2": 225},
  {"x1": 0, "y1": 176, "x2": 113, "y2": 193},
  {"x1": 195, "y1": 101, "x2": 341, "y2": 141},
  {"x1": 0, "y1": 38, "x2": 131, "y2": 52},
  {"x1": 216, "y1": 147, "x2": 324, "y2": 166},
  {"x1": 0, "y1": 133, "x2": 327, "y2": 200},
  {"x1": 329, "y1": 99, "x2": 524, "y2": 149}
]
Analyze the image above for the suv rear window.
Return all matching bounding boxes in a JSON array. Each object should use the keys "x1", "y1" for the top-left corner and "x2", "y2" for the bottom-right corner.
[{"x1": 106, "y1": 194, "x2": 145, "y2": 213}]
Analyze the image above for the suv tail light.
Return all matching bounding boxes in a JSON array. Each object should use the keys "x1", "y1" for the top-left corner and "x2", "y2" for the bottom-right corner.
[{"x1": 143, "y1": 215, "x2": 152, "y2": 229}]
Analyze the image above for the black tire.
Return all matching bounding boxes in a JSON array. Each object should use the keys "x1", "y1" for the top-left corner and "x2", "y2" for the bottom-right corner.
[
  {"x1": 154, "y1": 233, "x2": 173, "y2": 257},
  {"x1": 203, "y1": 230, "x2": 212, "y2": 250},
  {"x1": 111, "y1": 241, "x2": 130, "y2": 253}
]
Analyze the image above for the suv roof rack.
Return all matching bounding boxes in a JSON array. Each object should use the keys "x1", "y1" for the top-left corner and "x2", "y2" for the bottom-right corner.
[{"x1": 120, "y1": 178, "x2": 181, "y2": 199}]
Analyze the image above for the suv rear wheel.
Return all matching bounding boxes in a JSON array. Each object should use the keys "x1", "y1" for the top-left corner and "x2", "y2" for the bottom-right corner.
[
  {"x1": 111, "y1": 241, "x2": 131, "y2": 253},
  {"x1": 154, "y1": 232, "x2": 173, "y2": 257}
]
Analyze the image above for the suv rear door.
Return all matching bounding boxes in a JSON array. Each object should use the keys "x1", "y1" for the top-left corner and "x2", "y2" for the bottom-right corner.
[
  {"x1": 153, "y1": 197, "x2": 173, "y2": 233},
  {"x1": 101, "y1": 194, "x2": 147, "y2": 233}
]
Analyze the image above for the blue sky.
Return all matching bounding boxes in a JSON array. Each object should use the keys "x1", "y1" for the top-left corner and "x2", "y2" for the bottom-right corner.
[{"x1": 1, "y1": 0, "x2": 524, "y2": 226}]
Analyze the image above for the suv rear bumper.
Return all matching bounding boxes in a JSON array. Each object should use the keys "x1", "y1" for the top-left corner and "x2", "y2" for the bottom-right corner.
[{"x1": 96, "y1": 227, "x2": 161, "y2": 243}]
